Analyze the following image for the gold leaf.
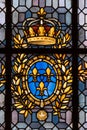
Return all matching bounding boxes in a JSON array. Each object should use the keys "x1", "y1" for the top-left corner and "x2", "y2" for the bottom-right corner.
[
  {"x1": 2, "y1": 68, "x2": 5, "y2": 75},
  {"x1": 67, "y1": 79, "x2": 72, "y2": 83},
  {"x1": 13, "y1": 79, "x2": 16, "y2": 84},
  {"x1": 65, "y1": 33, "x2": 70, "y2": 42},
  {"x1": 61, "y1": 105, "x2": 67, "y2": 109},
  {"x1": 18, "y1": 65, "x2": 22, "y2": 73},
  {"x1": 56, "y1": 101, "x2": 59, "y2": 107},
  {"x1": 64, "y1": 87, "x2": 71, "y2": 93},
  {"x1": 78, "y1": 65, "x2": 82, "y2": 71},
  {"x1": 0, "y1": 83, "x2": 3, "y2": 87},
  {"x1": 67, "y1": 75, "x2": 71, "y2": 80},
  {"x1": 60, "y1": 94, "x2": 66, "y2": 102},
  {"x1": 24, "y1": 111, "x2": 28, "y2": 117},
  {"x1": 13, "y1": 65, "x2": 18, "y2": 72},
  {"x1": 63, "y1": 36, "x2": 66, "y2": 43},
  {"x1": 64, "y1": 76, "x2": 67, "y2": 81},
  {"x1": 18, "y1": 86, "x2": 21, "y2": 95},
  {"x1": 1, "y1": 80, "x2": 5, "y2": 84},
  {"x1": 14, "y1": 37, "x2": 19, "y2": 44},
  {"x1": 17, "y1": 58, "x2": 21, "y2": 63},
  {"x1": 19, "y1": 110, "x2": 25, "y2": 114},
  {"x1": 84, "y1": 62, "x2": 87, "y2": 68},
  {"x1": 28, "y1": 102, "x2": 32, "y2": 108},
  {"x1": 64, "y1": 60, "x2": 69, "y2": 66},
  {"x1": 16, "y1": 105, "x2": 23, "y2": 109},
  {"x1": 62, "y1": 65, "x2": 66, "y2": 72},
  {"x1": 23, "y1": 59, "x2": 28, "y2": 63},
  {"x1": 67, "y1": 89, "x2": 72, "y2": 94},
  {"x1": 53, "y1": 112, "x2": 58, "y2": 115},
  {"x1": 79, "y1": 76, "x2": 84, "y2": 82},
  {"x1": 16, "y1": 79, "x2": 20, "y2": 85},
  {"x1": 20, "y1": 54, "x2": 25, "y2": 60},
  {"x1": 14, "y1": 92, "x2": 19, "y2": 95},
  {"x1": 65, "y1": 70, "x2": 70, "y2": 75},
  {"x1": 63, "y1": 100, "x2": 69, "y2": 103},
  {"x1": 63, "y1": 82, "x2": 67, "y2": 88},
  {"x1": 16, "y1": 34, "x2": 21, "y2": 40},
  {"x1": 25, "y1": 100, "x2": 28, "y2": 105}
]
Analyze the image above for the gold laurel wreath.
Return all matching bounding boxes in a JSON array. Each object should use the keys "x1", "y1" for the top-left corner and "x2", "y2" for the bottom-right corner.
[
  {"x1": 0, "y1": 64, "x2": 5, "y2": 87},
  {"x1": 0, "y1": 54, "x2": 87, "y2": 118},
  {"x1": 52, "y1": 54, "x2": 72, "y2": 117},
  {"x1": 11, "y1": 54, "x2": 73, "y2": 117}
]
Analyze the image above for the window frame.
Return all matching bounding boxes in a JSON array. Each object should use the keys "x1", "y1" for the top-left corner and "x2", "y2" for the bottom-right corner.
[{"x1": 0, "y1": 0, "x2": 86, "y2": 129}]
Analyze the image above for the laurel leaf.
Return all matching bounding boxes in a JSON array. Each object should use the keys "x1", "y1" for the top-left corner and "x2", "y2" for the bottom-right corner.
[
  {"x1": 17, "y1": 58, "x2": 21, "y2": 63},
  {"x1": 65, "y1": 70, "x2": 70, "y2": 75},
  {"x1": 64, "y1": 60, "x2": 69, "y2": 66},
  {"x1": 16, "y1": 105, "x2": 23, "y2": 109},
  {"x1": 56, "y1": 101, "x2": 59, "y2": 107},
  {"x1": 64, "y1": 76, "x2": 67, "y2": 81},
  {"x1": 61, "y1": 105, "x2": 67, "y2": 109},
  {"x1": 65, "y1": 33, "x2": 70, "y2": 42},
  {"x1": 18, "y1": 65, "x2": 22, "y2": 73},
  {"x1": 79, "y1": 76, "x2": 84, "y2": 82},
  {"x1": 18, "y1": 86, "x2": 21, "y2": 95},
  {"x1": 63, "y1": 82, "x2": 67, "y2": 88},
  {"x1": 2, "y1": 68, "x2": 5, "y2": 75},
  {"x1": 24, "y1": 111, "x2": 28, "y2": 117},
  {"x1": 63, "y1": 100, "x2": 69, "y2": 103},
  {"x1": 0, "y1": 83, "x2": 3, "y2": 87},
  {"x1": 67, "y1": 75, "x2": 71, "y2": 80},
  {"x1": 0, "y1": 80, "x2": 5, "y2": 84},
  {"x1": 16, "y1": 79, "x2": 20, "y2": 85},
  {"x1": 13, "y1": 65, "x2": 18, "y2": 72},
  {"x1": 14, "y1": 92, "x2": 19, "y2": 96},
  {"x1": 84, "y1": 62, "x2": 87, "y2": 68},
  {"x1": 67, "y1": 79, "x2": 72, "y2": 83},
  {"x1": 20, "y1": 54, "x2": 25, "y2": 60},
  {"x1": 14, "y1": 37, "x2": 19, "y2": 44},
  {"x1": 64, "y1": 87, "x2": 71, "y2": 93},
  {"x1": 60, "y1": 94, "x2": 66, "y2": 102},
  {"x1": 19, "y1": 110, "x2": 25, "y2": 114},
  {"x1": 62, "y1": 65, "x2": 66, "y2": 72},
  {"x1": 25, "y1": 100, "x2": 28, "y2": 105},
  {"x1": 78, "y1": 65, "x2": 82, "y2": 71},
  {"x1": 67, "y1": 89, "x2": 72, "y2": 94},
  {"x1": 23, "y1": 59, "x2": 27, "y2": 63},
  {"x1": 63, "y1": 36, "x2": 66, "y2": 43}
]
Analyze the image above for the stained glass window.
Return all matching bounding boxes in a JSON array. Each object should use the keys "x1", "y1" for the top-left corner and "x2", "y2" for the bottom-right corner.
[{"x1": 0, "y1": 0, "x2": 87, "y2": 130}]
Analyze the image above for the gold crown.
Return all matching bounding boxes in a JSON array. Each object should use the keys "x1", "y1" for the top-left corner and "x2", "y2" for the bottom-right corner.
[
  {"x1": 23, "y1": 8, "x2": 61, "y2": 45},
  {"x1": 14, "y1": 8, "x2": 70, "y2": 47}
]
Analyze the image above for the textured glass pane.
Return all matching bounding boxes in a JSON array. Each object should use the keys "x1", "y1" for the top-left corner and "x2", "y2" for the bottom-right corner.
[
  {"x1": 12, "y1": 0, "x2": 72, "y2": 48},
  {"x1": 78, "y1": 0, "x2": 87, "y2": 48},
  {"x1": 78, "y1": 54, "x2": 87, "y2": 129},
  {"x1": 11, "y1": 54, "x2": 72, "y2": 129},
  {"x1": 0, "y1": 0, "x2": 6, "y2": 47},
  {"x1": 0, "y1": 54, "x2": 5, "y2": 129}
]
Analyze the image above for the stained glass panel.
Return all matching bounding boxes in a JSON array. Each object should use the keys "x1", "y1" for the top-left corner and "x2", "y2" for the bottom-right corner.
[
  {"x1": 0, "y1": 0, "x2": 6, "y2": 47},
  {"x1": 0, "y1": 54, "x2": 5, "y2": 129},
  {"x1": 78, "y1": 54, "x2": 87, "y2": 129},
  {"x1": 78, "y1": 0, "x2": 87, "y2": 48},
  {"x1": 12, "y1": 0, "x2": 72, "y2": 48},
  {"x1": 11, "y1": 53, "x2": 72, "y2": 129}
]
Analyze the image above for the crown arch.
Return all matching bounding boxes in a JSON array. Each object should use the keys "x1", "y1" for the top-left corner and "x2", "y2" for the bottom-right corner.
[{"x1": 0, "y1": 0, "x2": 87, "y2": 130}]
